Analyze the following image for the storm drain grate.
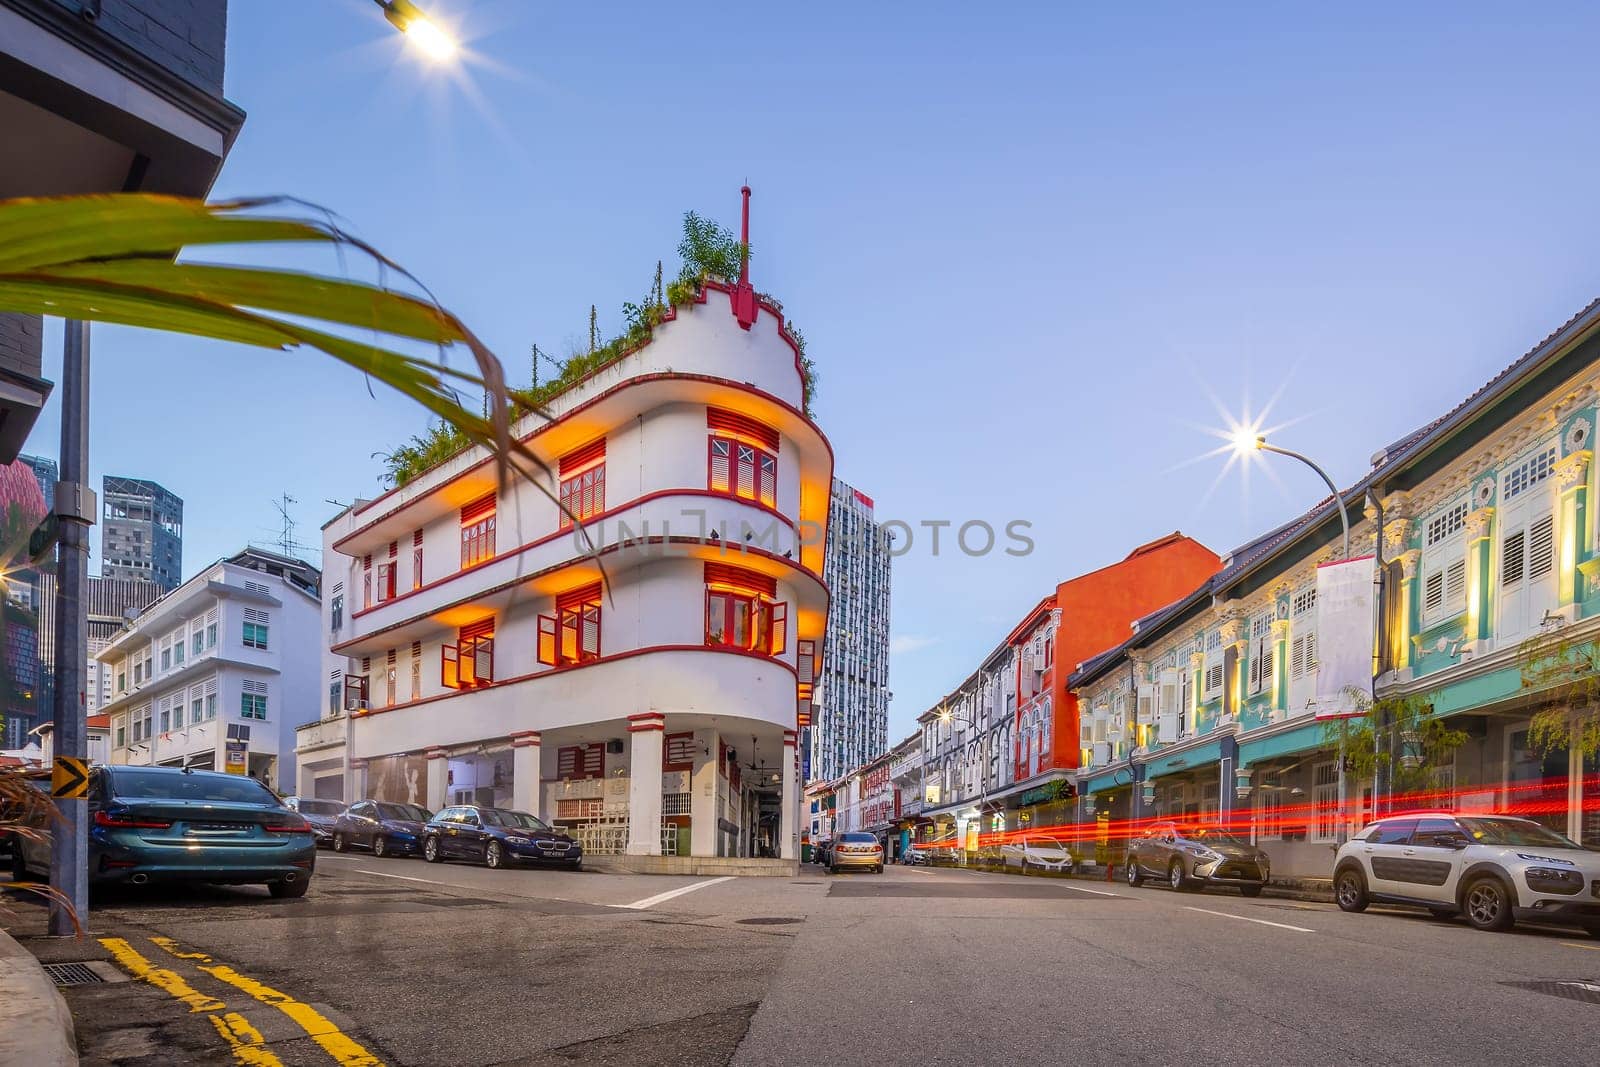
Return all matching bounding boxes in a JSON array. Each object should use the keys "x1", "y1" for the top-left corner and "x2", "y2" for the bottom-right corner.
[
  {"x1": 43, "y1": 963, "x2": 105, "y2": 986},
  {"x1": 736, "y1": 917, "x2": 803, "y2": 925},
  {"x1": 1503, "y1": 979, "x2": 1600, "y2": 1006}
]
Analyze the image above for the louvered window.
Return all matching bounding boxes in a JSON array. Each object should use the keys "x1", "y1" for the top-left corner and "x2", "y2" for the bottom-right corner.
[
  {"x1": 242, "y1": 608, "x2": 269, "y2": 650},
  {"x1": 537, "y1": 584, "x2": 601, "y2": 667},
  {"x1": 663, "y1": 733, "x2": 696, "y2": 771},
  {"x1": 442, "y1": 617, "x2": 496, "y2": 688},
  {"x1": 1527, "y1": 514, "x2": 1555, "y2": 580},
  {"x1": 557, "y1": 743, "x2": 604, "y2": 780},
  {"x1": 559, "y1": 465, "x2": 605, "y2": 529},
  {"x1": 708, "y1": 434, "x2": 777, "y2": 508},
  {"x1": 1422, "y1": 496, "x2": 1470, "y2": 624},
  {"x1": 460, "y1": 492, "x2": 496, "y2": 568}
]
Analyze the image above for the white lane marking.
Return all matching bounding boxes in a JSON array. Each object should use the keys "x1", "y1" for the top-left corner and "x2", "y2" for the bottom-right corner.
[
  {"x1": 617, "y1": 876, "x2": 737, "y2": 910},
  {"x1": 351, "y1": 868, "x2": 446, "y2": 885},
  {"x1": 1062, "y1": 884, "x2": 1122, "y2": 898},
  {"x1": 1183, "y1": 905, "x2": 1313, "y2": 933}
]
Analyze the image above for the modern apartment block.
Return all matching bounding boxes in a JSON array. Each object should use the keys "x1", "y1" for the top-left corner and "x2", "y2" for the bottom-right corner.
[
  {"x1": 809, "y1": 479, "x2": 890, "y2": 782},
  {"x1": 102, "y1": 476, "x2": 184, "y2": 591},
  {"x1": 297, "y1": 246, "x2": 830, "y2": 867},
  {"x1": 98, "y1": 547, "x2": 321, "y2": 791}
]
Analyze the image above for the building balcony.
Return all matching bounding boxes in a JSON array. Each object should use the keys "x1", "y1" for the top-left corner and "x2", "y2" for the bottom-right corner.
[{"x1": 295, "y1": 715, "x2": 347, "y2": 754}]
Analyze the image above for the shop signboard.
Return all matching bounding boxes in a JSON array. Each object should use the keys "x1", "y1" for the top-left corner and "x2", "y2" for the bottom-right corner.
[{"x1": 224, "y1": 740, "x2": 248, "y2": 775}]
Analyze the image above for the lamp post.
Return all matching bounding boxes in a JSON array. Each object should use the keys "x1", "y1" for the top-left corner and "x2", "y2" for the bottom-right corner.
[
  {"x1": 939, "y1": 705, "x2": 991, "y2": 862},
  {"x1": 374, "y1": 0, "x2": 457, "y2": 60},
  {"x1": 1242, "y1": 432, "x2": 1354, "y2": 844}
]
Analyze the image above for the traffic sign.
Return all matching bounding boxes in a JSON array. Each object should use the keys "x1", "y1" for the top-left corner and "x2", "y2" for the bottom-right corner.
[{"x1": 51, "y1": 756, "x2": 88, "y2": 799}]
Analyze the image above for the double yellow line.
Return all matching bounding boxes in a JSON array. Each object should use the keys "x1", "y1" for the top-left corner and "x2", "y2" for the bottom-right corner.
[{"x1": 99, "y1": 936, "x2": 383, "y2": 1066}]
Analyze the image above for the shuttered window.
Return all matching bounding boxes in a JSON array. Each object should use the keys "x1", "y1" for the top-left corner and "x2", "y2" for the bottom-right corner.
[
  {"x1": 557, "y1": 743, "x2": 604, "y2": 780},
  {"x1": 442, "y1": 617, "x2": 495, "y2": 689},
  {"x1": 708, "y1": 434, "x2": 776, "y2": 508},
  {"x1": 537, "y1": 584, "x2": 601, "y2": 667},
  {"x1": 460, "y1": 493, "x2": 496, "y2": 568}
]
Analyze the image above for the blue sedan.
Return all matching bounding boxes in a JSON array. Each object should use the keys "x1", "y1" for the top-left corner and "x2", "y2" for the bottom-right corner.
[
  {"x1": 10, "y1": 765, "x2": 316, "y2": 898},
  {"x1": 421, "y1": 805, "x2": 583, "y2": 869},
  {"x1": 331, "y1": 799, "x2": 432, "y2": 857}
]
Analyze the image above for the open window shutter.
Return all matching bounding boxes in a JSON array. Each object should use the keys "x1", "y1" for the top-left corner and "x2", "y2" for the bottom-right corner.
[
  {"x1": 560, "y1": 609, "x2": 580, "y2": 663},
  {"x1": 582, "y1": 744, "x2": 604, "y2": 778},
  {"x1": 758, "y1": 453, "x2": 776, "y2": 507},
  {"x1": 769, "y1": 602, "x2": 787, "y2": 655},
  {"x1": 1248, "y1": 645, "x2": 1262, "y2": 694},
  {"x1": 581, "y1": 605, "x2": 601, "y2": 658},
  {"x1": 1157, "y1": 668, "x2": 1179, "y2": 743},
  {"x1": 474, "y1": 637, "x2": 494, "y2": 683},
  {"x1": 441, "y1": 644, "x2": 459, "y2": 689},
  {"x1": 558, "y1": 746, "x2": 579, "y2": 778},
  {"x1": 537, "y1": 615, "x2": 556, "y2": 666},
  {"x1": 736, "y1": 444, "x2": 756, "y2": 498}
]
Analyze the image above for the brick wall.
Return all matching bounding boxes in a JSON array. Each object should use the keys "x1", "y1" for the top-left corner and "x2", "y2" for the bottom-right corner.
[
  {"x1": 43, "y1": 0, "x2": 228, "y2": 93},
  {"x1": 0, "y1": 314, "x2": 44, "y2": 381}
]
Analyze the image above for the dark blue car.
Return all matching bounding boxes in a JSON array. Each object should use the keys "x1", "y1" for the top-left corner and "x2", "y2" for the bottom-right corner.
[
  {"x1": 330, "y1": 799, "x2": 432, "y2": 857},
  {"x1": 421, "y1": 805, "x2": 582, "y2": 870},
  {"x1": 10, "y1": 765, "x2": 316, "y2": 897}
]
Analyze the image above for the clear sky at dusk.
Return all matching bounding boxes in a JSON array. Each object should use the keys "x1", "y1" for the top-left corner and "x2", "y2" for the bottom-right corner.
[{"x1": 24, "y1": 1, "x2": 1600, "y2": 740}]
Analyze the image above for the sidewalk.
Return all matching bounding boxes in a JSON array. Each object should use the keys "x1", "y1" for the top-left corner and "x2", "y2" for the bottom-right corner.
[
  {"x1": 0, "y1": 926, "x2": 77, "y2": 1067},
  {"x1": 928, "y1": 860, "x2": 1336, "y2": 903}
]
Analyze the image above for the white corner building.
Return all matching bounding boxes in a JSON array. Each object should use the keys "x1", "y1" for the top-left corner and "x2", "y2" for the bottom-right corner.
[
  {"x1": 98, "y1": 548, "x2": 323, "y2": 792},
  {"x1": 298, "y1": 249, "x2": 831, "y2": 867}
]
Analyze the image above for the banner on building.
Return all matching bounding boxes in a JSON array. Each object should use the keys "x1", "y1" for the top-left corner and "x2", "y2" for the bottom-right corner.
[{"x1": 1313, "y1": 555, "x2": 1376, "y2": 718}]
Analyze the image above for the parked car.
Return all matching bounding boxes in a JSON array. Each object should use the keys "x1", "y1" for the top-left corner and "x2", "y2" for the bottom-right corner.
[
  {"x1": 285, "y1": 797, "x2": 345, "y2": 848},
  {"x1": 830, "y1": 831, "x2": 884, "y2": 873},
  {"x1": 1333, "y1": 812, "x2": 1600, "y2": 935},
  {"x1": 422, "y1": 805, "x2": 582, "y2": 869},
  {"x1": 331, "y1": 800, "x2": 432, "y2": 857},
  {"x1": 9, "y1": 765, "x2": 315, "y2": 898},
  {"x1": 901, "y1": 844, "x2": 928, "y2": 866},
  {"x1": 1126, "y1": 822, "x2": 1269, "y2": 896},
  {"x1": 1001, "y1": 835, "x2": 1075, "y2": 872}
]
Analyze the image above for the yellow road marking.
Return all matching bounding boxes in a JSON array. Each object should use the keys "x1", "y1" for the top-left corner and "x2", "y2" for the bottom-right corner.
[
  {"x1": 98, "y1": 937, "x2": 225, "y2": 1014},
  {"x1": 209, "y1": 1013, "x2": 285, "y2": 1067},
  {"x1": 197, "y1": 962, "x2": 384, "y2": 1067},
  {"x1": 1560, "y1": 941, "x2": 1600, "y2": 951},
  {"x1": 151, "y1": 935, "x2": 214, "y2": 961}
]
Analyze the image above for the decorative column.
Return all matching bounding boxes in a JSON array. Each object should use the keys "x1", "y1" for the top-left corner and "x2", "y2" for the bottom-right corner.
[
  {"x1": 1556, "y1": 450, "x2": 1590, "y2": 606},
  {"x1": 1188, "y1": 650, "x2": 1205, "y2": 736},
  {"x1": 690, "y1": 729, "x2": 719, "y2": 857},
  {"x1": 509, "y1": 731, "x2": 541, "y2": 817},
  {"x1": 1464, "y1": 507, "x2": 1495, "y2": 643},
  {"x1": 1269, "y1": 618, "x2": 1291, "y2": 716},
  {"x1": 1219, "y1": 616, "x2": 1247, "y2": 724},
  {"x1": 424, "y1": 747, "x2": 449, "y2": 812},
  {"x1": 1395, "y1": 550, "x2": 1420, "y2": 671},
  {"x1": 626, "y1": 713, "x2": 665, "y2": 855},
  {"x1": 781, "y1": 729, "x2": 798, "y2": 860}
]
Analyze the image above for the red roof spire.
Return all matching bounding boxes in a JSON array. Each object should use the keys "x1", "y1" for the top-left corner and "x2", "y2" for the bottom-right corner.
[{"x1": 731, "y1": 184, "x2": 758, "y2": 330}]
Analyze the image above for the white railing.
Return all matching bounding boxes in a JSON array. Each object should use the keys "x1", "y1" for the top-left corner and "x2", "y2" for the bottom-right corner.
[
  {"x1": 569, "y1": 816, "x2": 629, "y2": 856},
  {"x1": 661, "y1": 822, "x2": 682, "y2": 855}
]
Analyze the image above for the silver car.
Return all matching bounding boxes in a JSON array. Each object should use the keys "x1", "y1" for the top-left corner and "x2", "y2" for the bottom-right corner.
[{"x1": 1126, "y1": 822, "x2": 1269, "y2": 896}]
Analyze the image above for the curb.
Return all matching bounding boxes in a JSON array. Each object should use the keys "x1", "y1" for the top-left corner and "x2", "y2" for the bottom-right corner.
[
  {"x1": 926, "y1": 860, "x2": 1336, "y2": 904},
  {"x1": 0, "y1": 928, "x2": 77, "y2": 1067}
]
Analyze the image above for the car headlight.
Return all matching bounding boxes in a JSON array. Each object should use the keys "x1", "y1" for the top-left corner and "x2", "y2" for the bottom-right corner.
[
  {"x1": 507, "y1": 835, "x2": 533, "y2": 844},
  {"x1": 1182, "y1": 845, "x2": 1220, "y2": 861},
  {"x1": 1524, "y1": 867, "x2": 1582, "y2": 893}
]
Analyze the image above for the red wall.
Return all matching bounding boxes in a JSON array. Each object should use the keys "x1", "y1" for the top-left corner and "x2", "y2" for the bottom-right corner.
[{"x1": 1050, "y1": 533, "x2": 1221, "y2": 771}]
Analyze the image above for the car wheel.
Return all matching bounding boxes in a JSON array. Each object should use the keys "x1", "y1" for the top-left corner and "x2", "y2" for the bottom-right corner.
[
  {"x1": 1168, "y1": 859, "x2": 1191, "y2": 892},
  {"x1": 1335, "y1": 867, "x2": 1369, "y2": 912},
  {"x1": 268, "y1": 875, "x2": 310, "y2": 899},
  {"x1": 569, "y1": 859, "x2": 583, "y2": 872},
  {"x1": 371, "y1": 835, "x2": 388, "y2": 859},
  {"x1": 1126, "y1": 859, "x2": 1144, "y2": 887},
  {"x1": 1240, "y1": 885, "x2": 1263, "y2": 898},
  {"x1": 484, "y1": 841, "x2": 504, "y2": 869},
  {"x1": 332, "y1": 832, "x2": 346, "y2": 853},
  {"x1": 1462, "y1": 875, "x2": 1514, "y2": 932},
  {"x1": 423, "y1": 836, "x2": 443, "y2": 864}
]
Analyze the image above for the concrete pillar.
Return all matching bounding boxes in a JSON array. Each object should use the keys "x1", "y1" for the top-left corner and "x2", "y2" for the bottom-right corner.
[
  {"x1": 1570, "y1": 718, "x2": 1585, "y2": 845},
  {"x1": 424, "y1": 748, "x2": 449, "y2": 812},
  {"x1": 781, "y1": 729, "x2": 798, "y2": 860},
  {"x1": 691, "y1": 729, "x2": 719, "y2": 857},
  {"x1": 627, "y1": 714, "x2": 665, "y2": 855},
  {"x1": 348, "y1": 759, "x2": 368, "y2": 804},
  {"x1": 510, "y1": 731, "x2": 541, "y2": 817}
]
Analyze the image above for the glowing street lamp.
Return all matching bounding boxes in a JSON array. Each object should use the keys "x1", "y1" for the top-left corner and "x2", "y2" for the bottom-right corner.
[
  {"x1": 375, "y1": 0, "x2": 457, "y2": 61},
  {"x1": 1233, "y1": 432, "x2": 1350, "y2": 560}
]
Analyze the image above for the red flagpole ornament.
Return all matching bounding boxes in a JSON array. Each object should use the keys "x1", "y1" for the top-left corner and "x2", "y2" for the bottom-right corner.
[{"x1": 731, "y1": 185, "x2": 758, "y2": 330}]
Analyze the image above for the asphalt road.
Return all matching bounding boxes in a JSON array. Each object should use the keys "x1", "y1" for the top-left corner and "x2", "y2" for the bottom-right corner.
[{"x1": 6, "y1": 855, "x2": 1600, "y2": 1066}]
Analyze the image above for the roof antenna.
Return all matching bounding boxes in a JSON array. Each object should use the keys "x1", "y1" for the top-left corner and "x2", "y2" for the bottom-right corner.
[{"x1": 731, "y1": 184, "x2": 758, "y2": 331}]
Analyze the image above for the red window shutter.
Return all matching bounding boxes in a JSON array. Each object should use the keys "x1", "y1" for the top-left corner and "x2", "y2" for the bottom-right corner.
[
  {"x1": 709, "y1": 438, "x2": 733, "y2": 494},
  {"x1": 537, "y1": 614, "x2": 557, "y2": 666},
  {"x1": 473, "y1": 636, "x2": 494, "y2": 683},
  {"x1": 459, "y1": 617, "x2": 496, "y2": 644},
  {"x1": 460, "y1": 492, "x2": 496, "y2": 524},
  {"x1": 413, "y1": 530, "x2": 423, "y2": 589},
  {"x1": 556, "y1": 582, "x2": 603, "y2": 614},
  {"x1": 580, "y1": 604, "x2": 601, "y2": 660},
  {"x1": 559, "y1": 437, "x2": 607, "y2": 475},
  {"x1": 706, "y1": 591, "x2": 728, "y2": 645},
  {"x1": 736, "y1": 444, "x2": 756, "y2": 498},
  {"x1": 706, "y1": 407, "x2": 779, "y2": 452},
  {"x1": 704, "y1": 562, "x2": 776, "y2": 598},
  {"x1": 558, "y1": 746, "x2": 579, "y2": 778},
  {"x1": 769, "y1": 601, "x2": 787, "y2": 655},
  {"x1": 663, "y1": 733, "x2": 695, "y2": 771},
  {"x1": 441, "y1": 644, "x2": 460, "y2": 689},
  {"x1": 758, "y1": 453, "x2": 776, "y2": 508},
  {"x1": 582, "y1": 744, "x2": 604, "y2": 779},
  {"x1": 559, "y1": 609, "x2": 579, "y2": 664}
]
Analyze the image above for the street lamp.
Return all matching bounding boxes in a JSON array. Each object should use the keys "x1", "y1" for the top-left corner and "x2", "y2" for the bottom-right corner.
[
  {"x1": 1238, "y1": 433, "x2": 1350, "y2": 560},
  {"x1": 939, "y1": 705, "x2": 994, "y2": 859},
  {"x1": 375, "y1": 0, "x2": 457, "y2": 61}
]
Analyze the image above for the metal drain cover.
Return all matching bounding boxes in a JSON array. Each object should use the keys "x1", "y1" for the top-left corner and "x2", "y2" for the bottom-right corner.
[
  {"x1": 1503, "y1": 979, "x2": 1600, "y2": 1006},
  {"x1": 43, "y1": 962, "x2": 105, "y2": 986},
  {"x1": 736, "y1": 917, "x2": 802, "y2": 925}
]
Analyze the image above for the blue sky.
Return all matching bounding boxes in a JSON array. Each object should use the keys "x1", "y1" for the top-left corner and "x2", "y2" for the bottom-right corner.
[{"x1": 24, "y1": 1, "x2": 1600, "y2": 740}]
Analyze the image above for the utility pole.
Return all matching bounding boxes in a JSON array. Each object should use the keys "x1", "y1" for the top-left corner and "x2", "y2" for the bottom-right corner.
[{"x1": 48, "y1": 320, "x2": 94, "y2": 937}]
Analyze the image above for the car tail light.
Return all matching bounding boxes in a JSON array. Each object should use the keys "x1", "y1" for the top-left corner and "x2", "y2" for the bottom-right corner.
[
  {"x1": 265, "y1": 818, "x2": 313, "y2": 834},
  {"x1": 94, "y1": 811, "x2": 173, "y2": 830}
]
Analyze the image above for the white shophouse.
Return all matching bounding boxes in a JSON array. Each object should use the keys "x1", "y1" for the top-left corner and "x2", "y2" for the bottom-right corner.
[
  {"x1": 300, "y1": 268, "x2": 831, "y2": 869},
  {"x1": 99, "y1": 548, "x2": 322, "y2": 792}
]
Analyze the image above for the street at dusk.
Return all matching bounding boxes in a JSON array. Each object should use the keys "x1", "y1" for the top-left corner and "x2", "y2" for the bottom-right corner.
[{"x1": 5, "y1": 2, "x2": 1600, "y2": 1065}]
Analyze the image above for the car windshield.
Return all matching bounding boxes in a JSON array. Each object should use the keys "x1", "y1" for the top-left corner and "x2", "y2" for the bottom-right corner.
[
  {"x1": 110, "y1": 769, "x2": 278, "y2": 805},
  {"x1": 841, "y1": 833, "x2": 877, "y2": 843},
  {"x1": 1028, "y1": 839, "x2": 1065, "y2": 850},
  {"x1": 485, "y1": 810, "x2": 550, "y2": 831},
  {"x1": 297, "y1": 800, "x2": 343, "y2": 816},
  {"x1": 1459, "y1": 817, "x2": 1581, "y2": 849},
  {"x1": 1190, "y1": 828, "x2": 1248, "y2": 847},
  {"x1": 376, "y1": 803, "x2": 430, "y2": 822}
]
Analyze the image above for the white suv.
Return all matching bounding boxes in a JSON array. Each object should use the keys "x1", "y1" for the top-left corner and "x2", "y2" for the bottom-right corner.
[{"x1": 1333, "y1": 812, "x2": 1600, "y2": 935}]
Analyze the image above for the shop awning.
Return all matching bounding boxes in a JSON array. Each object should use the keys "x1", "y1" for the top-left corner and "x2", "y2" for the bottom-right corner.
[
  {"x1": 1238, "y1": 721, "x2": 1327, "y2": 766},
  {"x1": 1144, "y1": 739, "x2": 1223, "y2": 780}
]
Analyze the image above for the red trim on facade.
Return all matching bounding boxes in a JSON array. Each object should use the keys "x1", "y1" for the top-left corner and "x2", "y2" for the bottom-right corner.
[
  {"x1": 555, "y1": 582, "x2": 603, "y2": 615},
  {"x1": 627, "y1": 720, "x2": 666, "y2": 733},
  {"x1": 345, "y1": 642, "x2": 802, "y2": 722},
  {"x1": 707, "y1": 407, "x2": 780, "y2": 452},
  {"x1": 337, "y1": 371, "x2": 829, "y2": 549},
  {"x1": 509, "y1": 730, "x2": 542, "y2": 748},
  {"x1": 424, "y1": 747, "x2": 448, "y2": 761},
  {"x1": 558, "y1": 436, "x2": 607, "y2": 475},
  {"x1": 460, "y1": 492, "x2": 497, "y2": 524},
  {"x1": 704, "y1": 562, "x2": 777, "y2": 597},
  {"x1": 782, "y1": 730, "x2": 797, "y2": 746},
  {"x1": 349, "y1": 488, "x2": 804, "y2": 623}
]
